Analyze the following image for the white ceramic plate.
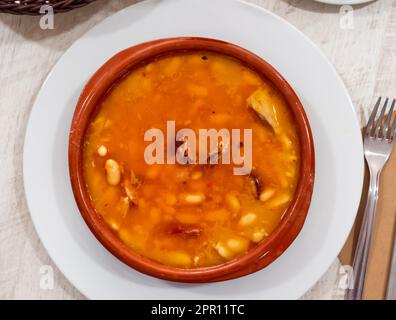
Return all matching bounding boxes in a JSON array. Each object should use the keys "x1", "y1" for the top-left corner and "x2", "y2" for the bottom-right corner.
[
  {"x1": 23, "y1": 0, "x2": 364, "y2": 299},
  {"x1": 314, "y1": 0, "x2": 375, "y2": 5}
]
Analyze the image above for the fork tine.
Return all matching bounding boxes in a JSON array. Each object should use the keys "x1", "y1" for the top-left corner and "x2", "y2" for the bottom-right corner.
[
  {"x1": 375, "y1": 98, "x2": 388, "y2": 138},
  {"x1": 384, "y1": 99, "x2": 395, "y2": 139},
  {"x1": 366, "y1": 97, "x2": 382, "y2": 136},
  {"x1": 390, "y1": 106, "x2": 396, "y2": 140}
]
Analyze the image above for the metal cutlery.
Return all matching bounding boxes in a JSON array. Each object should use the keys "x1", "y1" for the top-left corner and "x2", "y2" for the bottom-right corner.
[{"x1": 345, "y1": 97, "x2": 396, "y2": 300}]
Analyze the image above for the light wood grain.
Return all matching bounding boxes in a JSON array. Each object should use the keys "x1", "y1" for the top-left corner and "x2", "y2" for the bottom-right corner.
[{"x1": 0, "y1": 0, "x2": 390, "y2": 299}]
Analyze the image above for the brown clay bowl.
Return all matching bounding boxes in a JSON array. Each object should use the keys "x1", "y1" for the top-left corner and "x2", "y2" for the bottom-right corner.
[{"x1": 69, "y1": 37, "x2": 315, "y2": 283}]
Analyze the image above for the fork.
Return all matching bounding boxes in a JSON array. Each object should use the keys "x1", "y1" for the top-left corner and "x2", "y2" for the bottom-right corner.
[{"x1": 345, "y1": 97, "x2": 396, "y2": 300}]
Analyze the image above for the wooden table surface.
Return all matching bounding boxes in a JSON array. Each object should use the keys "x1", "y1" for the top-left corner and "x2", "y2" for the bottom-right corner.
[{"x1": 0, "y1": 0, "x2": 393, "y2": 300}]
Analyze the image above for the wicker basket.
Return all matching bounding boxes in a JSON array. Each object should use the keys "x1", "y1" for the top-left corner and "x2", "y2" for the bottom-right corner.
[{"x1": 0, "y1": 0, "x2": 97, "y2": 15}]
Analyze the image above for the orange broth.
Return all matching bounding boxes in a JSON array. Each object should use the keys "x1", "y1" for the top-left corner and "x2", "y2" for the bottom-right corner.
[{"x1": 83, "y1": 51, "x2": 300, "y2": 268}]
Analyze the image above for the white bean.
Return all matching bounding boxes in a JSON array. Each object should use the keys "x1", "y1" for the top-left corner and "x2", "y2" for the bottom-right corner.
[
  {"x1": 252, "y1": 230, "x2": 269, "y2": 243},
  {"x1": 165, "y1": 251, "x2": 192, "y2": 267},
  {"x1": 193, "y1": 256, "x2": 200, "y2": 266},
  {"x1": 259, "y1": 188, "x2": 275, "y2": 202},
  {"x1": 270, "y1": 194, "x2": 291, "y2": 207},
  {"x1": 239, "y1": 213, "x2": 257, "y2": 227},
  {"x1": 215, "y1": 243, "x2": 233, "y2": 259},
  {"x1": 108, "y1": 220, "x2": 120, "y2": 231},
  {"x1": 180, "y1": 192, "x2": 206, "y2": 205},
  {"x1": 225, "y1": 194, "x2": 241, "y2": 213},
  {"x1": 105, "y1": 159, "x2": 121, "y2": 186},
  {"x1": 97, "y1": 145, "x2": 108, "y2": 157},
  {"x1": 227, "y1": 238, "x2": 249, "y2": 253}
]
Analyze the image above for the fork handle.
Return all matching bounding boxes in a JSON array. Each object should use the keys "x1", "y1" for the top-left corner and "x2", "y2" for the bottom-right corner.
[{"x1": 345, "y1": 167, "x2": 381, "y2": 300}]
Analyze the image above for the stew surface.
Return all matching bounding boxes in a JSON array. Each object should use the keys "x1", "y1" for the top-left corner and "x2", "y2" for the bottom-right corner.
[{"x1": 83, "y1": 51, "x2": 300, "y2": 268}]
